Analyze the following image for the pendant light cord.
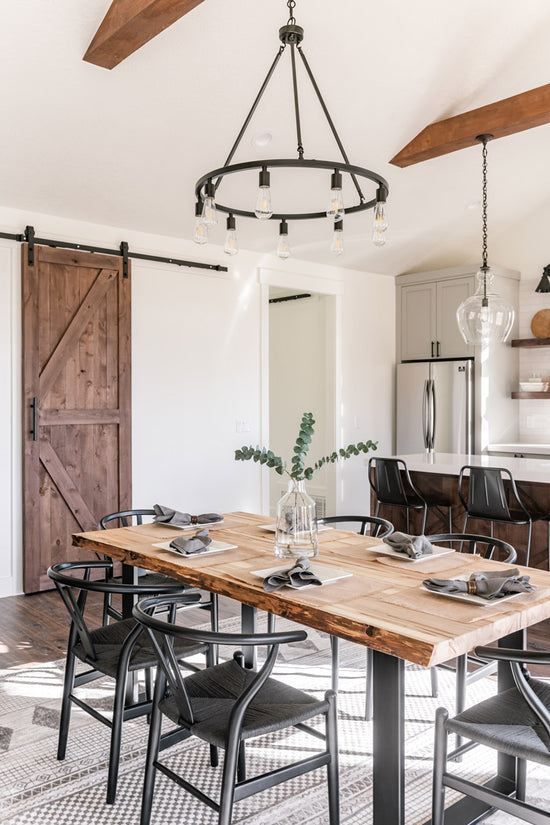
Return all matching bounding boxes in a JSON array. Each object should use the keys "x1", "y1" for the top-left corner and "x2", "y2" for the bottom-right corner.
[{"x1": 477, "y1": 133, "x2": 493, "y2": 307}]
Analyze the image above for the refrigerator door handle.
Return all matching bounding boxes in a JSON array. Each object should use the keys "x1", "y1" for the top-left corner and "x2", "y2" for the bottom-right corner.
[
  {"x1": 429, "y1": 378, "x2": 436, "y2": 451},
  {"x1": 422, "y1": 380, "x2": 430, "y2": 450}
]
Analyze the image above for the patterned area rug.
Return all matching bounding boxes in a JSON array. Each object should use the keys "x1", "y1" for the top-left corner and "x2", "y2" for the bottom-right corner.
[{"x1": 1, "y1": 616, "x2": 548, "y2": 825}]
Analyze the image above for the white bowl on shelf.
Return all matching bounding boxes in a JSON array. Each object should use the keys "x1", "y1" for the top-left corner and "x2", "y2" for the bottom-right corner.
[{"x1": 519, "y1": 381, "x2": 548, "y2": 392}]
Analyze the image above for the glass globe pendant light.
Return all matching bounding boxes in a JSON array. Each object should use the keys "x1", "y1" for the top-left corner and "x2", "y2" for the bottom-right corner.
[{"x1": 456, "y1": 135, "x2": 515, "y2": 345}]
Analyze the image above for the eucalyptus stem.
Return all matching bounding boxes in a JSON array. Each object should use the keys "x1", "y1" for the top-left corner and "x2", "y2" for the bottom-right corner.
[{"x1": 235, "y1": 411, "x2": 378, "y2": 481}]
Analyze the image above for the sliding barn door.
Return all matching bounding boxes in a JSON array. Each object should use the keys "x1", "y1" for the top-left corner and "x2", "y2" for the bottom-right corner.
[{"x1": 22, "y1": 245, "x2": 131, "y2": 592}]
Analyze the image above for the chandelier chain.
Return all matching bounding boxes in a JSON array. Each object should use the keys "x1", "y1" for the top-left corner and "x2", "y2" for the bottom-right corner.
[
  {"x1": 287, "y1": 0, "x2": 296, "y2": 25},
  {"x1": 481, "y1": 137, "x2": 488, "y2": 271}
]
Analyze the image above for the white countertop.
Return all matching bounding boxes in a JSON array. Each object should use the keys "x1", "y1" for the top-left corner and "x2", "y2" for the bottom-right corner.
[
  {"x1": 487, "y1": 443, "x2": 550, "y2": 457},
  {"x1": 394, "y1": 453, "x2": 550, "y2": 484}
]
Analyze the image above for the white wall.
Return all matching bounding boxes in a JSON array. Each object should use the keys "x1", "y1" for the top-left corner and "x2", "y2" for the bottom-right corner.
[{"x1": 0, "y1": 204, "x2": 395, "y2": 596}]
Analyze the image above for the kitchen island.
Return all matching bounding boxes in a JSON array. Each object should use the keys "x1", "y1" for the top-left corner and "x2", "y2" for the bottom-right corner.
[{"x1": 370, "y1": 453, "x2": 550, "y2": 569}]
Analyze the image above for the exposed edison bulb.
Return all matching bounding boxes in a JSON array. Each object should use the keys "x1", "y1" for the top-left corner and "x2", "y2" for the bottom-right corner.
[
  {"x1": 372, "y1": 187, "x2": 388, "y2": 246},
  {"x1": 277, "y1": 220, "x2": 290, "y2": 259},
  {"x1": 201, "y1": 181, "x2": 217, "y2": 226},
  {"x1": 193, "y1": 202, "x2": 208, "y2": 245},
  {"x1": 326, "y1": 170, "x2": 344, "y2": 220},
  {"x1": 330, "y1": 220, "x2": 344, "y2": 255},
  {"x1": 224, "y1": 215, "x2": 238, "y2": 256},
  {"x1": 254, "y1": 168, "x2": 273, "y2": 220}
]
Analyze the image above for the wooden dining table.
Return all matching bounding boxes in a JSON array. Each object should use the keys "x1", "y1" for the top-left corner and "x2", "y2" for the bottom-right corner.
[{"x1": 73, "y1": 511, "x2": 550, "y2": 825}]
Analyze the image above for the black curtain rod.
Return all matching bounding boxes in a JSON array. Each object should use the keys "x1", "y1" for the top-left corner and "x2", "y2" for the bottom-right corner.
[
  {"x1": 0, "y1": 226, "x2": 228, "y2": 277},
  {"x1": 269, "y1": 293, "x2": 312, "y2": 304}
]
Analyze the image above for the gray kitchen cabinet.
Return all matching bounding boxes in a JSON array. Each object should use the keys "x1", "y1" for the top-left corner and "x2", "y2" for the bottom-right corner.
[{"x1": 398, "y1": 271, "x2": 475, "y2": 361}]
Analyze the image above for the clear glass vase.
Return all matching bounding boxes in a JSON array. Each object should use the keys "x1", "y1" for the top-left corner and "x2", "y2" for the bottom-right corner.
[{"x1": 274, "y1": 479, "x2": 319, "y2": 559}]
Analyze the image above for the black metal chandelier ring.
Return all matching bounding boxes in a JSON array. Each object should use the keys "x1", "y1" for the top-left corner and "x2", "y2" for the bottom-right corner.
[{"x1": 195, "y1": 159, "x2": 389, "y2": 222}]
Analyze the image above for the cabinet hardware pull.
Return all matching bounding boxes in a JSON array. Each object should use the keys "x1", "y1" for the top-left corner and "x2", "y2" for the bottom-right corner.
[
  {"x1": 436, "y1": 341, "x2": 441, "y2": 357},
  {"x1": 431, "y1": 341, "x2": 435, "y2": 358}
]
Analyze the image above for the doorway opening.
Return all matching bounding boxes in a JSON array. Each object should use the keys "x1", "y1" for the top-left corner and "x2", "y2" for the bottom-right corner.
[{"x1": 267, "y1": 287, "x2": 337, "y2": 517}]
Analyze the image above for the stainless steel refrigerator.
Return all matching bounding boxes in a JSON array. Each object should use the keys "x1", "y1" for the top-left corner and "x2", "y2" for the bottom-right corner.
[{"x1": 396, "y1": 359, "x2": 474, "y2": 454}]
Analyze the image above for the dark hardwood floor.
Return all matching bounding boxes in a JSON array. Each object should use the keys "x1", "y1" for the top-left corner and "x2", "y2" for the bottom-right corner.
[
  {"x1": 0, "y1": 590, "x2": 240, "y2": 669},
  {"x1": 2, "y1": 590, "x2": 550, "y2": 675}
]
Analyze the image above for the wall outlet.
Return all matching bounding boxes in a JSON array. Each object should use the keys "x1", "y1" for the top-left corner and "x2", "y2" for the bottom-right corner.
[{"x1": 235, "y1": 419, "x2": 252, "y2": 433}]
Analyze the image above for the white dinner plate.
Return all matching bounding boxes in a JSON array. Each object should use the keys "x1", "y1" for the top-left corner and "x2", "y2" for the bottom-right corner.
[
  {"x1": 154, "y1": 519, "x2": 224, "y2": 530},
  {"x1": 259, "y1": 523, "x2": 334, "y2": 533},
  {"x1": 250, "y1": 562, "x2": 352, "y2": 589},
  {"x1": 421, "y1": 574, "x2": 531, "y2": 607},
  {"x1": 364, "y1": 544, "x2": 456, "y2": 563},
  {"x1": 153, "y1": 539, "x2": 237, "y2": 557}
]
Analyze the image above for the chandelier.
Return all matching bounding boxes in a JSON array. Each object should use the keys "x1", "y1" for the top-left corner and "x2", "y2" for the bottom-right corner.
[
  {"x1": 193, "y1": 0, "x2": 389, "y2": 258},
  {"x1": 456, "y1": 135, "x2": 515, "y2": 344}
]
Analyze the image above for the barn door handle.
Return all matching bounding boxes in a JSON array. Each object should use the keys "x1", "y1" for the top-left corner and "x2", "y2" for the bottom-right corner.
[{"x1": 31, "y1": 397, "x2": 38, "y2": 441}]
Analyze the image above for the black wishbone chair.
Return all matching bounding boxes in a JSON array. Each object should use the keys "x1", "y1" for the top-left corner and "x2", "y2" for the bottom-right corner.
[
  {"x1": 426, "y1": 533, "x2": 517, "y2": 751},
  {"x1": 134, "y1": 594, "x2": 340, "y2": 825},
  {"x1": 99, "y1": 508, "x2": 218, "y2": 630},
  {"x1": 433, "y1": 646, "x2": 550, "y2": 825},
  {"x1": 47, "y1": 561, "x2": 208, "y2": 805}
]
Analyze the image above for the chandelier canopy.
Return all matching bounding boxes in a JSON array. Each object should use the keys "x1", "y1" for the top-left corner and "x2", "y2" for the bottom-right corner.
[
  {"x1": 193, "y1": 0, "x2": 389, "y2": 258},
  {"x1": 456, "y1": 135, "x2": 515, "y2": 345}
]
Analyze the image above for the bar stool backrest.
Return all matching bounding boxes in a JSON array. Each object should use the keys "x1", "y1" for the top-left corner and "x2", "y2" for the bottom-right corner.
[
  {"x1": 458, "y1": 466, "x2": 530, "y2": 521},
  {"x1": 368, "y1": 457, "x2": 423, "y2": 507}
]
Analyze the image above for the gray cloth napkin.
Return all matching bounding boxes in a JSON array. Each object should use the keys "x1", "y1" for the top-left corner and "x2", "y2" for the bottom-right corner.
[
  {"x1": 383, "y1": 531, "x2": 435, "y2": 559},
  {"x1": 169, "y1": 529, "x2": 212, "y2": 556},
  {"x1": 154, "y1": 504, "x2": 222, "y2": 526},
  {"x1": 422, "y1": 568, "x2": 534, "y2": 600},
  {"x1": 262, "y1": 557, "x2": 322, "y2": 592}
]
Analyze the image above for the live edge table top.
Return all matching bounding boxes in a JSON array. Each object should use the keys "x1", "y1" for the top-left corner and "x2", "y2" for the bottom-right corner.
[{"x1": 73, "y1": 511, "x2": 550, "y2": 669}]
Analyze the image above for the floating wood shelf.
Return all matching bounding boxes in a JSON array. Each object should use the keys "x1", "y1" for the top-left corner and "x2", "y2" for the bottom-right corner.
[
  {"x1": 512, "y1": 391, "x2": 550, "y2": 399},
  {"x1": 511, "y1": 338, "x2": 550, "y2": 348}
]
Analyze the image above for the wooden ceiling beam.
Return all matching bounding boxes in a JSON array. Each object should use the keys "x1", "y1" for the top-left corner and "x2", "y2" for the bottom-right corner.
[
  {"x1": 84, "y1": 0, "x2": 206, "y2": 70},
  {"x1": 390, "y1": 82, "x2": 550, "y2": 167}
]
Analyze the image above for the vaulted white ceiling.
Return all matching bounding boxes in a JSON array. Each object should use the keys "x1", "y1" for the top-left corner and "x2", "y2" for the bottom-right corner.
[{"x1": 1, "y1": 0, "x2": 550, "y2": 275}]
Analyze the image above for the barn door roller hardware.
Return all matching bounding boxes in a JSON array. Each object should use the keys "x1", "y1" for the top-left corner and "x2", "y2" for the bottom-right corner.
[{"x1": 0, "y1": 226, "x2": 228, "y2": 276}]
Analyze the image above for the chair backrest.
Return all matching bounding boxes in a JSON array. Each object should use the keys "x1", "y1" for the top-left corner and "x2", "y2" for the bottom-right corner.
[
  {"x1": 426, "y1": 533, "x2": 517, "y2": 563},
  {"x1": 133, "y1": 594, "x2": 307, "y2": 730},
  {"x1": 48, "y1": 561, "x2": 201, "y2": 661},
  {"x1": 318, "y1": 515, "x2": 394, "y2": 538},
  {"x1": 99, "y1": 509, "x2": 156, "y2": 529},
  {"x1": 368, "y1": 457, "x2": 424, "y2": 507},
  {"x1": 458, "y1": 466, "x2": 530, "y2": 522}
]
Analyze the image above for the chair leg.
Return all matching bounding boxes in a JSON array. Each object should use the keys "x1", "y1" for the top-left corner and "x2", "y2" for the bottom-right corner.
[
  {"x1": 516, "y1": 758, "x2": 527, "y2": 802},
  {"x1": 421, "y1": 504, "x2": 427, "y2": 535},
  {"x1": 365, "y1": 648, "x2": 373, "y2": 721},
  {"x1": 330, "y1": 636, "x2": 339, "y2": 693},
  {"x1": 432, "y1": 708, "x2": 448, "y2": 825},
  {"x1": 448, "y1": 505, "x2": 453, "y2": 533},
  {"x1": 375, "y1": 501, "x2": 380, "y2": 519},
  {"x1": 462, "y1": 513, "x2": 468, "y2": 534},
  {"x1": 57, "y1": 648, "x2": 76, "y2": 760},
  {"x1": 107, "y1": 666, "x2": 130, "y2": 804},
  {"x1": 140, "y1": 674, "x2": 165, "y2": 825},
  {"x1": 237, "y1": 742, "x2": 246, "y2": 782},
  {"x1": 218, "y1": 737, "x2": 239, "y2": 825},
  {"x1": 326, "y1": 691, "x2": 340, "y2": 825},
  {"x1": 267, "y1": 612, "x2": 276, "y2": 633},
  {"x1": 430, "y1": 666, "x2": 439, "y2": 698},
  {"x1": 145, "y1": 668, "x2": 153, "y2": 703}
]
